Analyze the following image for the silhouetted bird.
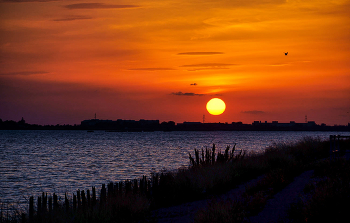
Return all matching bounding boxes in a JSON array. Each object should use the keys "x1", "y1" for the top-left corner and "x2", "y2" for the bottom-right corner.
[
  {"x1": 190, "y1": 83, "x2": 197, "y2": 86},
  {"x1": 285, "y1": 52, "x2": 288, "y2": 56}
]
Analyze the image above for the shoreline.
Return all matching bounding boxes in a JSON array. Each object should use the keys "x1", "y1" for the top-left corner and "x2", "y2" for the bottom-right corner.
[{"x1": 1, "y1": 136, "x2": 349, "y2": 222}]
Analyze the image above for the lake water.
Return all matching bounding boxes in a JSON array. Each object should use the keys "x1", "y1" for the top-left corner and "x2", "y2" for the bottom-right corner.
[{"x1": 0, "y1": 130, "x2": 347, "y2": 209}]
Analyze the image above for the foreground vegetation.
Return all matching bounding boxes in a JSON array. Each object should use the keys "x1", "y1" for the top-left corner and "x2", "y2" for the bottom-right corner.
[
  {"x1": 287, "y1": 158, "x2": 350, "y2": 223},
  {"x1": 1, "y1": 136, "x2": 349, "y2": 223},
  {"x1": 194, "y1": 137, "x2": 349, "y2": 223}
]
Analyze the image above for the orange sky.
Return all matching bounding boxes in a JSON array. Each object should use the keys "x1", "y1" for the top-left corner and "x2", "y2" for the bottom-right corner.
[{"x1": 0, "y1": 0, "x2": 349, "y2": 125}]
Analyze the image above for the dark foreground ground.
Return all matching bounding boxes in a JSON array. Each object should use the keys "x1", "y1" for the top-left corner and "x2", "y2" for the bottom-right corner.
[
  {"x1": 153, "y1": 170, "x2": 313, "y2": 223},
  {"x1": 153, "y1": 154, "x2": 350, "y2": 223}
]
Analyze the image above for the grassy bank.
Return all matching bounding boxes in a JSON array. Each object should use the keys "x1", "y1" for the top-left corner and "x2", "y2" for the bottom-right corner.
[
  {"x1": 1, "y1": 136, "x2": 348, "y2": 223},
  {"x1": 194, "y1": 137, "x2": 349, "y2": 223},
  {"x1": 287, "y1": 158, "x2": 350, "y2": 223}
]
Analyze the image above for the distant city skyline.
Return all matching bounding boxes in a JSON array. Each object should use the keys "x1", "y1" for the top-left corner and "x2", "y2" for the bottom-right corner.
[
  {"x1": 1, "y1": 111, "x2": 350, "y2": 127},
  {"x1": 1, "y1": 116, "x2": 349, "y2": 128},
  {"x1": 1, "y1": 116, "x2": 349, "y2": 132},
  {"x1": 1, "y1": 1, "x2": 349, "y2": 126}
]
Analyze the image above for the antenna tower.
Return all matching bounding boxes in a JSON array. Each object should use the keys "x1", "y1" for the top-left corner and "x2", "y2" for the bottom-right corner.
[
  {"x1": 203, "y1": 115, "x2": 205, "y2": 123},
  {"x1": 305, "y1": 115, "x2": 307, "y2": 123},
  {"x1": 95, "y1": 113, "x2": 97, "y2": 119}
]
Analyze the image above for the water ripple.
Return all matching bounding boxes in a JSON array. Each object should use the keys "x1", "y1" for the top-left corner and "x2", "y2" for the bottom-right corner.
[{"x1": 0, "y1": 130, "x2": 342, "y2": 208}]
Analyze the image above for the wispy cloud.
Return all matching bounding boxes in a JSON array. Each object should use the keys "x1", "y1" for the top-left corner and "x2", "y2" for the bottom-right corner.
[
  {"x1": 65, "y1": 3, "x2": 138, "y2": 10},
  {"x1": 53, "y1": 15, "x2": 93, "y2": 22},
  {"x1": 181, "y1": 63, "x2": 234, "y2": 67},
  {"x1": 128, "y1": 68, "x2": 175, "y2": 71},
  {"x1": 0, "y1": 71, "x2": 49, "y2": 76},
  {"x1": 200, "y1": 0, "x2": 286, "y2": 8},
  {"x1": 241, "y1": 110, "x2": 265, "y2": 114},
  {"x1": 177, "y1": 52, "x2": 224, "y2": 55},
  {"x1": 171, "y1": 92, "x2": 204, "y2": 96}
]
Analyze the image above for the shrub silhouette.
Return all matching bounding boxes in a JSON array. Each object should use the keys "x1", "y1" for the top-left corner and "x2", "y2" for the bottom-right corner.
[{"x1": 189, "y1": 144, "x2": 245, "y2": 168}]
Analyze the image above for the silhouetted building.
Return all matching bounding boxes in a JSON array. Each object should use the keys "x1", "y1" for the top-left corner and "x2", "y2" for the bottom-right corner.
[
  {"x1": 80, "y1": 119, "x2": 159, "y2": 131},
  {"x1": 0, "y1": 117, "x2": 349, "y2": 131}
]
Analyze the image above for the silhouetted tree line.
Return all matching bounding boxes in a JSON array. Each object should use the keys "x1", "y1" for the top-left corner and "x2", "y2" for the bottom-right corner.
[
  {"x1": 0, "y1": 118, "x2": 349, "y2": 131},
  {"x1": 0, "y1": 118, "x2": 79, "y2": 130}
]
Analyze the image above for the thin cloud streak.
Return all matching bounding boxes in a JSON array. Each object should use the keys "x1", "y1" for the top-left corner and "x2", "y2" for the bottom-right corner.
[
  {"x1": 171, "y1": 92, "x2": 205, "y2": 96},
  {"x1": 128, "y1": 68, "x2": 175, "y2": 71},
  {"x1": 178, "y1": 52, "x2": 224, "y2": 55},
  {"x1": 185, "y1": 68, "x2": 230, "y2": 71},
  {"x1": 181, "y1": 63, "x2": 234, "y2": 67},
  {"x1": 53, "y1": 15, "x2": 93, "y2": 22},
  {"x1": 64, "y1": 3, "x2": 139, "y2": 10}
]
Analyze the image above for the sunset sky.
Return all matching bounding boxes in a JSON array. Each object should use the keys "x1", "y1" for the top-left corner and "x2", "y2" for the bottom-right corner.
[{"x1": 0, "y1": 0, "x2": 349, "y2": 126}]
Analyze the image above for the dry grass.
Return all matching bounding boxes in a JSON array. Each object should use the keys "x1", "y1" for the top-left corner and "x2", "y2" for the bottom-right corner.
[
  {"x1": 194, "y1": 137, "x2": 333, "y2": 223},
  {"x1": 288, "y1": 158, "x2": 350, "y2": 223}
]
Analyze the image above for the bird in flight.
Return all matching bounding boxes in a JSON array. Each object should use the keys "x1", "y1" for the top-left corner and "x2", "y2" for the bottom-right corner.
[{"x1": 284, "y1": 52, "x2": 288, "y2": 56}]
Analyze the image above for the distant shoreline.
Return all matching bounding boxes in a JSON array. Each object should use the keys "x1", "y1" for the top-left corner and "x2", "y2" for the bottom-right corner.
[{"x1": 1, "y1": 118, "x2": 349, "y2": 132}]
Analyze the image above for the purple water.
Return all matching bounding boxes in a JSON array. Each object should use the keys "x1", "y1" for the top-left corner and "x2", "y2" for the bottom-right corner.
[{"x1": 0, "y1": 130, "x2": 345, "y2": 210}]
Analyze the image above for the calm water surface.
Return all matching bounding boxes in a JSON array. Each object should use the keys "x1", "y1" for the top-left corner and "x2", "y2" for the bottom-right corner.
[{"x1": 0, "y1": 130, "x2": 346, "y2": 208}]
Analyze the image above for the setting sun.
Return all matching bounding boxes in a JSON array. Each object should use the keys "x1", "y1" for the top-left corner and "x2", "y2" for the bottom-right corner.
[
  {"x1": 0, "y1": 0, "x2": 349, "y2": 126},
  {"x1": 206, "y1": 98, "x2": 226, "y2": 115}
]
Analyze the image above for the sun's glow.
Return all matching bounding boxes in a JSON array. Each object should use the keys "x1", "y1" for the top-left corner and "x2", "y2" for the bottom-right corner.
[
  {"x1": 0, "y1": 1, "x2": 349, "y2": 126},
  {"x1": 206, "y1": 98, "x2": 226, "y2": 115}
]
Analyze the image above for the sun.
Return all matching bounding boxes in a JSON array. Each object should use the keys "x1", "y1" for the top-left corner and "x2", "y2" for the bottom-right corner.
[{"x1": 206, "y1": 98, "x2": 226, "y2": 115}]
